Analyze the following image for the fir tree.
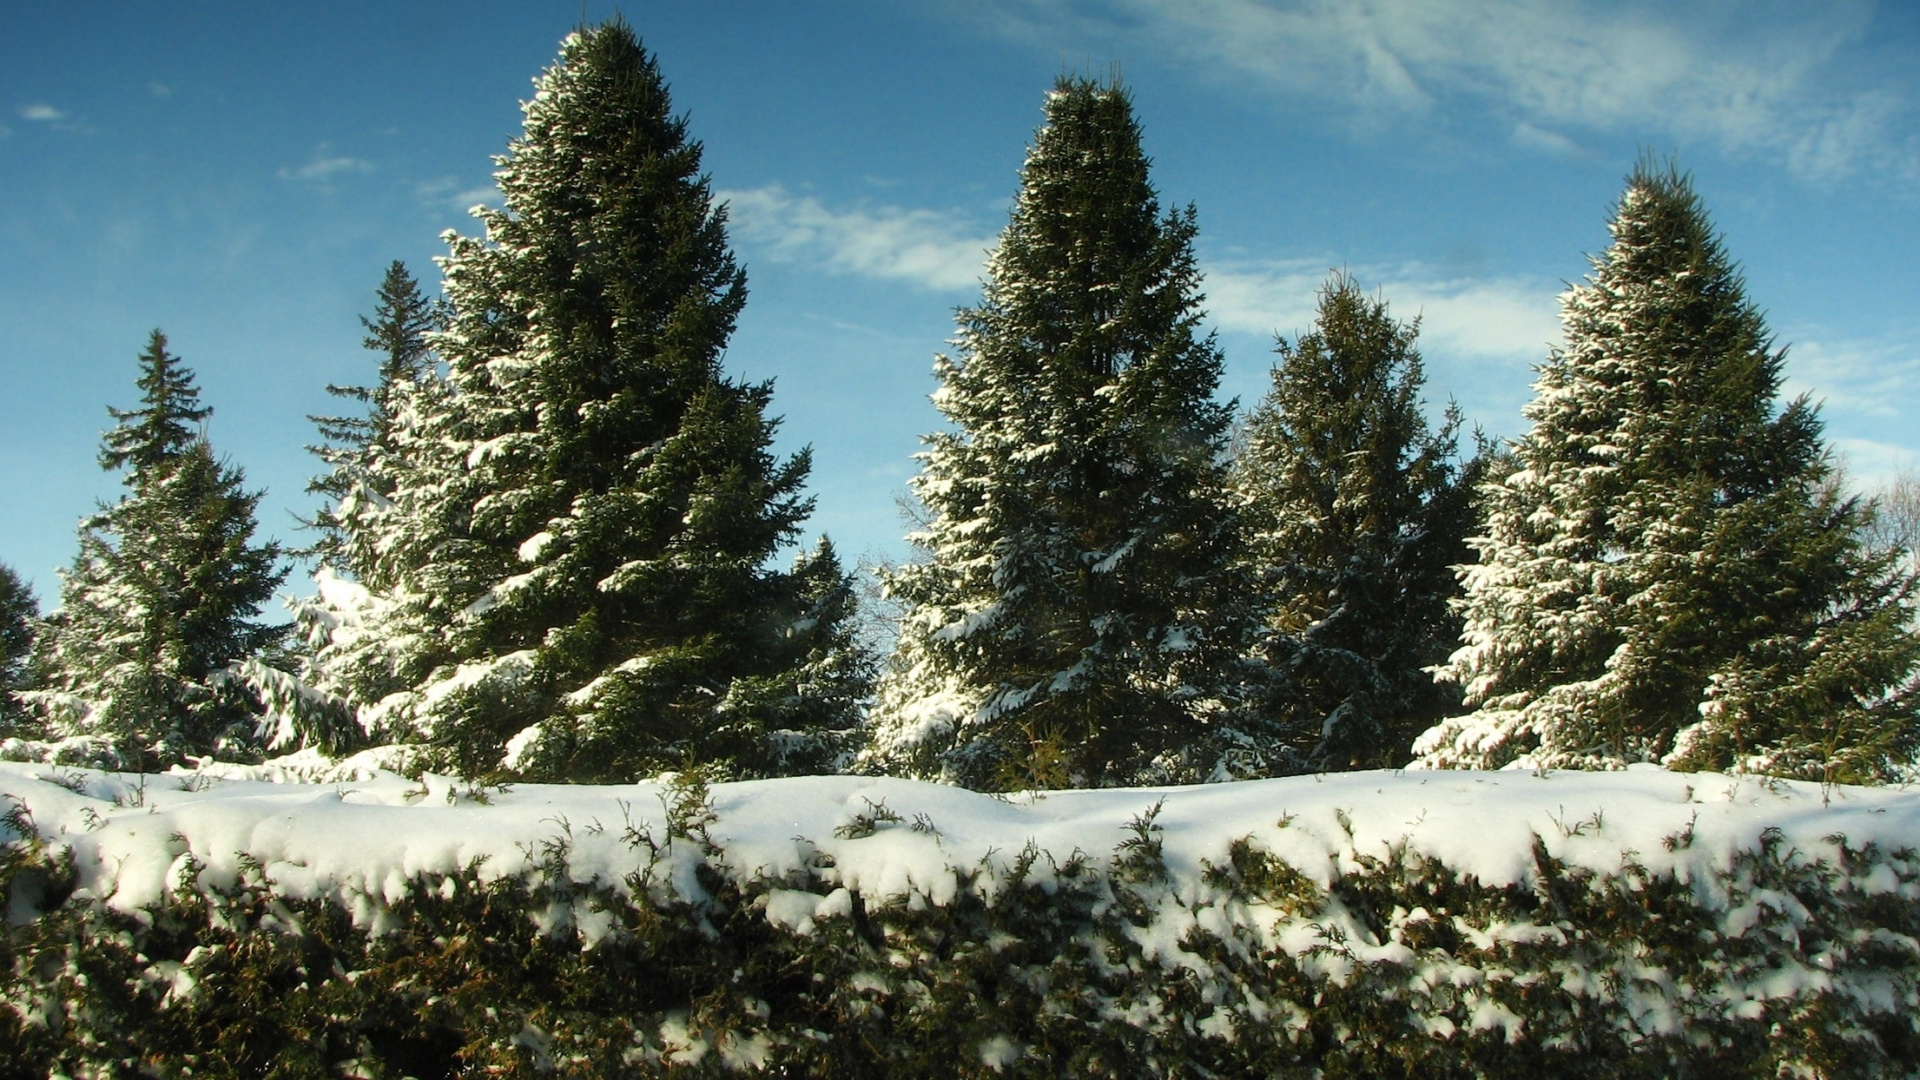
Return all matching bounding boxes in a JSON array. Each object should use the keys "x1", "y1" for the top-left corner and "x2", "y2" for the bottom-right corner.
[
  {"x1": 306, "y1": 260, "x2": 440, "y2": 576},
  {"x1": 1235, "y1": 274, "x2": 1482, "y2": 771},
  {"x1": 99, "y1": 330, "x2": 210, "y2": 480},
  {"x1": 0, "y1": 564, "x2": 38, "y2": 732},
  {"x1": 339, "y1": 21, "x2": 868, "y2": 781},
  {"x1": 31, "y1": 334, "x2": 288, "y2": 766},
  {"x1": 1415, "y1": 162, "x2": 1920, "y2": 781},
  {"x1": 867, "y1": 79, "x2": 1263, "y2": 790},
  {"x1": 278, "y1": 265, "x2": 467, "y2": 757}
]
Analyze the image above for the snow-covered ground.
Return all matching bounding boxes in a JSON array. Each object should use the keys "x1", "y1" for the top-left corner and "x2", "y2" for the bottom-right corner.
[{"x1": 6, "y1": 757, "x2": 1916, "y2": 921}]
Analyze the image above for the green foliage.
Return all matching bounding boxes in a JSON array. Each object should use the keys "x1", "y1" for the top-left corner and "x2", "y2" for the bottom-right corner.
[
  {"x1": 870, "y1": 78, "x2": 1264, "y2": 789},
  {"x1": 1421, "y1": 161, "x2": 1920, "y2": 779},
  {"x1": 292, "y1": 23, "x2": 871, "y2": 782},
  {"x1": 4, "y1": 787, "x2": 1917, "y2": 1078},
  {"x1": 0, "y1": 566, "x2": 39, "y2": 733},
  {"x1": 415, "y1": 21, "x2": 871, "y2": 781},
  {"x1": 28, "y1": 334, "x2": 287, "y2": 768},
  {"x1": 98, "y1": 330, "x2": 211, "y2": 483},
  {"x1": 1235, "y1": 274, "x2": 1483, "y2": 771},
  {"x1": 281, "y1": 263, "x2": 465, "y2": 757},
  {"x1": 305, "y1": 259, "x2": 442, "y2": 576}
]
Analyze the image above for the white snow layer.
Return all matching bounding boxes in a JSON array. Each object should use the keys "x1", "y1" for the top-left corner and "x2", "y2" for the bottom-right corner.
[{"x1": 4, "y1": 762, "x2": 1917, "y2": 929}]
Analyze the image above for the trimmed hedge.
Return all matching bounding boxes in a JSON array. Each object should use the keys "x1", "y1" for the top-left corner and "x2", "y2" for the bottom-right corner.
[{"x1": 3, "y1": 772, "x2": 1918, "y2": 1078}]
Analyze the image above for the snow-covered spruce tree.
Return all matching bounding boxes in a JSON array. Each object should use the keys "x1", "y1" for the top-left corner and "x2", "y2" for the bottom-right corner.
[
  {"x1": 269, "y1": 262, "x2": 454, "y2": 758},
  {"x1": 304, "y1": 260, "x2": 440, "y2": 576},
  {"x1": 1235, "y1": 274, "x2": 1481, "y2": 771},
  {"x1": 868, "y1": 79, "x2": 1265, "y2": 790},
  {"x1": 1415, "y1": 163, "x2": 1920, "y2": 781},
  {"x1": 0, "y1": 564, "x2": 39, "y2": 733},
  {"x1": 30, "y1": 332, "x2": 287, "y2": 768},
  {"x1": 364, "y1": 21, "x2": 866, "y2": 781}
]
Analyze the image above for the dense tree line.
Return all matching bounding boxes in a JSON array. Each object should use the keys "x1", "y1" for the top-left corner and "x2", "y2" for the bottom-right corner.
[{"x1": 1, "y1": 21, "x2": 1913, "y2": 789}]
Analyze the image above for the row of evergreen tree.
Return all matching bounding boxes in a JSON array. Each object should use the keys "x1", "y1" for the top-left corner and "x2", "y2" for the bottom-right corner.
[{"x1": 2, "y1": 20, "x2": 1914, "y2": 787}]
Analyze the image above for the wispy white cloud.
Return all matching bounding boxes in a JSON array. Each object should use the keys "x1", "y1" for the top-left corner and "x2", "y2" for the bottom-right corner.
[
  {"x1": 1511, "y1": 121, "x2": 1581, "y2": 156},
  {"x1": 720, "y1": 185, "x2": 997, "y2": 292},
  {"x1": 1199, "y1": 260, "x2": 1324, "y2": 340},
  {"x1": 415, "y1": 176, "x2": 499, "y2": 212},
  {"x1": 148, "y1": 83, "x2": 172, "y2": 98},
  {"x1": 1203, "y1": 258, "x2": 1562, "y2": 363},
  {"x1": 717, "y1": 184, "x2": 1563, "y2": 364},
  {"x1": 951, "y1": 0, "x2": 1914, "y2": 182},
  {"x1": 1781, "y1": 332, "x2": 1920, "y2": 420},
  {"x1": 277, "y1": 149, "x2": 374, "y2": 183},
  {"x1": 17, "y1": 103, "x2": 68, "y2": 123},
  {"x1": 1832, "y1": 438, "x2": 1920, "y2": 491}
]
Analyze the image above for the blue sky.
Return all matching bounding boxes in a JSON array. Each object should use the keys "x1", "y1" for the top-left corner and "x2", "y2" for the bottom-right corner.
[{"x1": 4, "y1": 0, "x2": 1918, "y2": 603}]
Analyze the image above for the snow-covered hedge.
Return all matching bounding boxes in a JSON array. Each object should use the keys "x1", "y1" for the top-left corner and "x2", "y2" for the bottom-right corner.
[{"x1": 3, "y1": 761, "x2": 1918, "y2": 1077}]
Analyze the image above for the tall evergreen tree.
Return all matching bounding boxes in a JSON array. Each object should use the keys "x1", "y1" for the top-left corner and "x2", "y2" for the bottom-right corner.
[
  {"x1": 31, "y1": 333, "x2": 287, "y2": 766},
  {"x1": 867, "y1": 79, "x2": 1265, "y2": 790},
  {"x1": 330, "y1": 21, "x2": 867, "y2": 781},
  {"x1": 275, "y1": 265, "x2": 467, "y2": 758},
  {"x1": 0, "y1": 564, "x2": 39, "y2": 733},
  {"x1": 1414, "y1": 163, "x2": 1920, "y2": 782},
  {"x1": 1235, "y1": 274, "x2": 1482, "y2": 771},
  {"x1": 306, "y1": 260, "x2": 440, "y2": 576}
]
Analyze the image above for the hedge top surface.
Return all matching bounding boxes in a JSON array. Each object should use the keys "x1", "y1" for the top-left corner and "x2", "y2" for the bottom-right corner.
[{"x1": 5, "y1": 758, "x2": 1916, "y2": 925}]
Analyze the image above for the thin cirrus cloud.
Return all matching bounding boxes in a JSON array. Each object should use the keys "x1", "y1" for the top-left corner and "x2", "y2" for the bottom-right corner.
[
  {"x1": 1831, "y1": 438, "x2": 1920, "y2": 489},
  {"x1": 415, "y1": 176, "x2": 500, "y2": 213},
  {"x1": 951, "y1": 0, "x2": 1914, "y2": 182},
  {"x1": 1780, "y1": 332, "x2": 1920, "y2": 422},
  {"x1": 1198, "y1": 259, "x2": 1563, "y2": 365},
  {"x1": 720, "y1": 185, "x2": 998, "y2": 292},
  {"x1": 17, "y1": 103, "x2": 69, "y2": 123},
  {"x1": 277, "y1": 151, "x2": 374, "y2": 183},
  {"x1": 720, "y1": 184, "x2": 1562, "y2": 366}
]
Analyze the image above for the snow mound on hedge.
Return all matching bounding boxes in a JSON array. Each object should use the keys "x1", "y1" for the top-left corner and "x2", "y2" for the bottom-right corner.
[{"x1": 5, "y1": 760, "x2": 1917, "y2": 922}]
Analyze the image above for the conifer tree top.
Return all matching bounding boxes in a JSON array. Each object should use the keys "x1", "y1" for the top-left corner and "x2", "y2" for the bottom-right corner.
[
  {"x1": 100, "y1": 329, "x2": 211, "y2": 484},
  {"x1": 359, "y1": 260, "x2": 437, "y2": 417},
  {"x1": 1533, "y1": 158, "x2": 1814, "y2": 505},
  {"x1": 979, "y1": 78, "x2": 1215, "y2": 390},
  {"x1": 462, "y1": 18, "x2": 745, "y2": 390}
]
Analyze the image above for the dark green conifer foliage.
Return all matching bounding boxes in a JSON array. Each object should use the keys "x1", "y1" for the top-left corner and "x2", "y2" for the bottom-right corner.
[
  {"x1": 306, "y1": 260, "x2": 440, "y2": 576},
  {"x1": 275, "y1": 265, "x2": 463, "y2": 756},
  {"x1": 1236, "y1": 275, "x2": 1481, "y2": 770},
  {"x1": 0, "y1": 565, "x2": 38, "y2": 732},
  {"x1": 1419, "y1": 162, "x2": 1920, "y2": 781},
  {"x1": 34, "y1": 335, "x2": 287, "y2": 766},
  {"x1": 417, "y1": 21, "x2": 866, "y2": 781},
  {"x1": 100, "y1": 330, "x2": 210, "y2": 481},
  {"x1": 870, "y1": 79, "x2": 1263, "y2": 789}
]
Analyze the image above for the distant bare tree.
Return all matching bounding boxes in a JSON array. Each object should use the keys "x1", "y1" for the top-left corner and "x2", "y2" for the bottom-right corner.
[{"x1": 1862, "y1": 467, "x2": 1920, "y2": 576}]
